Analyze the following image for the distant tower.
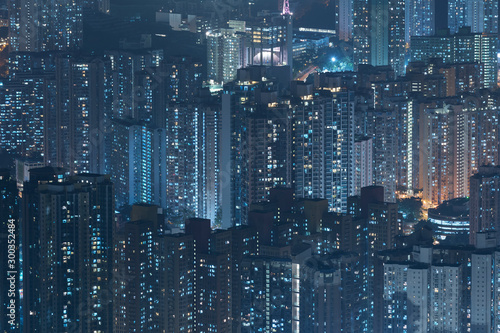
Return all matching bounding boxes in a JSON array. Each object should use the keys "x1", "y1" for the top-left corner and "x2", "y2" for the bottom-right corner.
[
  {"x1": 281, "y1": 0, "x2": 293, "y2": 73},
  {"x1": 282, "y1": 0, "x2": 291, "y2": 15}
]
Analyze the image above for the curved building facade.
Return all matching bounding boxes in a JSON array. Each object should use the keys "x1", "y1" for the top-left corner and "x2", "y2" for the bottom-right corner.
[{"x1": 428, "y1": 197, "x2": 469, "y2": 243}]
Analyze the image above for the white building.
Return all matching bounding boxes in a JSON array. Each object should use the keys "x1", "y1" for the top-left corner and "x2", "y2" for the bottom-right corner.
[
  {"x1": 207, "y1": 28, "x2": 244, "y2": 85},
  {"x1": 293, "y1": 92, "x2": 355, "y2": 213}
]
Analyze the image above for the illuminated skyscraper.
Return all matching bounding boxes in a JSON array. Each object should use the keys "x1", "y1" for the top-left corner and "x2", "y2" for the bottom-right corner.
[
  {"x1": 0, "y1": 170, "x2": 19, "y2": 333},
  {"x1": 241, "y1": 256, "x2": 293, "y2": 332},
  {"x1": 0, "y1": 77, "x2": 45, "y2": 158},
  {"x1": 352, "y1": 136, "x2": 373, "y2": 196},
  {"x1": 247, "y1": 105, "x2": 292, "y2": 206},
  {"x1": 464, "y1": 95, "x2": 500, "y2": 176},
  {"x1": 22, "y1": 167, "x2": 66, "y2": 333},
  {"x1": 195, "y1": 229, "x2": 233, "y2": 333},
  {"x1": 164, "y1": 104, "x2": 221, "y2": 226},
  {"x1": 111, "y1": 119, "x2": 167, "y2": 209},
  {"x1": 469, "y1": 166, "x2": 500, "y2": 245},
  {"x1": 293, "y1": 92, "x2": 355, "y2": 213},
  {"x1": 370, "y1": 0, "x2": 389, "y2": 67},
  {"x1": 388, "y1": 0, "x2": 406, "y2": 77},
  {"x1": 160, "y1": 233, "x2": 195, "y2": 332},
  {"x1": 207, "y1": 28, "x2": 244, "y2": 85},
  {"x1": 43, "y1": 57, "x2": 108, "y2": 174},
  {"x1": 8, "y1": 0, "x2": 83, "y2": 52},
  {"x1": 367, "y1": 200, "x2": 400, "y2": 252},
  {"x1": 0, "y1": 52, "x2": 110, "y2": 173},
  {"x1": 114, "y1": 218, "x2": 161, "y2": 332},
  {"x1": 370, "y1": 0, "x2": 406, "y2": 76},
  {"x1": 377, "y1": 244, "x2": 471, "y2": 333},
  {"x1": 411, "y1": 27, "x2": 498, "y2": 89},
  {"x1": 353, "y1": 0, "x2": 371, "y2": 67},
  {"x1": 71, "y1": 174, "x2": 115, "y2": 333},
  {"x1": 420, "y1": 104, "x2": 467, "y2": 206},
  {"x1": 104, "y1": 50, "x2": 163, "y2": 120},
  {"x1": 221, "y1": 80, "x2": 260, "y2": 228},
  {"x1": 470, "y1": 247, "x2": 500, "y2": 331},
  {"x1": 405, "y1": 0, "x2": 435, "y2": 42},
  {"x1": 337, "y1": 0, "x2": 353, "y2": 41},
  {"x1": 448, "y1": 0, "x2": 499, "y2": 34},
  {"x1": 163, "y1": 56, "x2": 204, "y2": 104},
  {"x1": 22, "y1": 169, "x2": 114, "y2": 332},
  {"x1": 298, "y1": 253, "x2": 366, "y2": 333},
  {"x1": 366, "y1": 109, "x2": 398, "y2": 203}
]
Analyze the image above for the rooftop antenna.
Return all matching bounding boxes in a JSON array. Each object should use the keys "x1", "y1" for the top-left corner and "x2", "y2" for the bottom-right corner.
[{"x1": 282, "y1": 0, "x2": 291, "y2": 15}]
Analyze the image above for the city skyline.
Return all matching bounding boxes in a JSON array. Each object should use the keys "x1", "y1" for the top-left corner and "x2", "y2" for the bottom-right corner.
[{"x1": 1, "y1": 0, "x2": 500, "y2": 332}]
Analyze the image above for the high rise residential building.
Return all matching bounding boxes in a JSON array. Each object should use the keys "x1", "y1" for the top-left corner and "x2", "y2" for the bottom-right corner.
[
  {"x1": 352, "y1": 136, "x2": 373, "y2": 196},
  {"x1": 111, "y1": 119, "x2": 167, "y2": 210},
  {"x1": 72, "y1": 174, "x2": 115, "y2": 333},
  {"x1": 163, "y1": 56, "x2": 204, "y2": 104},
  {"x1": 370, "y1": 0, "x2": 406, "y2": 76},
  {"x1": 0, "y1": 77, "x2": 45, "y2": 158},
  {"x1": 378, "y1": 240, "x2": 500, "y2": 333},
  {"x1": 114, "y1": 219, "x2": 162, "y2": 332},
  {"x1": 293, "y1": 91, "x2": 355, "y2": 213},
  {"x1": 448, "y1": 0, "x2": 467, "y2": 34},
  {"x1": 384, "y1": 97, "x2": 416, "y2": 195},
  {"x1": 43, "y1": 56, "x2": 109, "y2": 174},
  {"x1": 405, "y1": 0, "x2": 435, "y2": 42},
  {"x1": 469, "y1": 166, "x2": 500, "y2": 245},
  {"x1": 0, "y1": 52, "x2": 55, "y2": 159},
  {"x1": 411, "y1": 27, "x2": 497, "y2": 88},
  {"x1": 470, "y1": 247, "x2": 500, "y2": 332},
  {"x1": 298, "y1": 253, "x2": 367, "y2": 333},
  {"x1": 0, "y1": 52, "x2": 111, "y2": 173},
  {"x1": 207, "y1": 28, "x2": 244, "y2": 85},
  {"x1": 22, "y1": 167, "x2": 66, "y2": 333},
  {"x1": 247, "y1": 105, "x2": 292, "y2": 206},
  {"x1": 384, "y1": 262, "x2": 464, "y2": 332},
  {"x1": 337, "y1": 0, "x2": 353, "y2": 41},
  {"x1": 22, "y1": 169, "x2": 114, "y2": 332},
  {"x1": 160, "y1": 233, "x2": 196, "y2": 332},
  {"x1": 385, "y1": 262, "x2": 430, "y2": 332},
  {"x1": 196, "y1": 229, "x2": 233, "y2": 333},
  {"x1": 8, "y1": 0, "x2": 83, "y2": 52},
  {"x1": 113, "y1": 205, "x2": 166, "y2": 332},
  {"x1": 370, "y1": 0, "x2": 389, "y2": 67},
  {"x1": 104, "y1": 50, "x2": 163, "y2": 121},
  {"x1": 368, "y1": 200, "x2": 400, "y2": 252},
  {"x1": 464, "y1": 95, "x2": 500, "y2": 176},
  {"x1": 221, "y1": 80, "x2": 260, "y2": 228},
  {"x1": 420, "y1": 104, "x2": 468, "y2": 206},
  {"x1": 182, "y1": 224, "x2": 259, "y2": 333},
  {"x1": 448, "y1": 0, "x2": 499, "y2": 34},
  {"x1": 0, "y1": 169, "x2": 19, "y2": 332},
  {"x1": 352, "y1": 0, "x2": 371, "y2": 67},
  {"x1": 164, "y1": 104, "x2": 221, "y2": 226},
  {"x1": 377, "y1": 245, "x2": 470, "y2": 333},
  {"x1": 113, "y1": 215, "x2": 259, "y2": 333},
  {"x1": 366, "y1": 109, "x2": 398, "y2": 203},
  {"x1": 388, "y1": 0, "x2": 406, "y2": 77},
  {"x1": 230, "y1": 226, "x2": 259, "y2": 331},
  {"x1": 241, "y1": 256, "x2": 293, "y2": 332}
]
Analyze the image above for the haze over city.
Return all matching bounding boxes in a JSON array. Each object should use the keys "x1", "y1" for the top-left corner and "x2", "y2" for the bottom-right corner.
[{"x1": 1, "y1": 0, "x2": 500, "y2": 332}]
